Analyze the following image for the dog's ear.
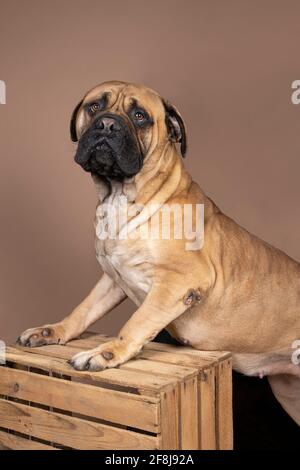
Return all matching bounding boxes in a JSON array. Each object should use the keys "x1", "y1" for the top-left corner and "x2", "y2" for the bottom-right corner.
[
  {"x1": 70, "y1": 100, "x2": 83, "y2": 142},
  {"x1": 162, "y1": 99, "x2": 187, "y2": 157}
]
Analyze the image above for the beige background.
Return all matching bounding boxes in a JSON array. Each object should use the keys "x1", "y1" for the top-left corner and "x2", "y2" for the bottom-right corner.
[{"x1": 1, "y1": 0, "x2": 300, "y2": 343}]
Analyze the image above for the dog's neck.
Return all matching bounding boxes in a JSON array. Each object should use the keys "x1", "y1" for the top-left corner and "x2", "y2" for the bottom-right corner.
[{"x1": 92, "y1": 142, "x2": 193, "y2": 206}]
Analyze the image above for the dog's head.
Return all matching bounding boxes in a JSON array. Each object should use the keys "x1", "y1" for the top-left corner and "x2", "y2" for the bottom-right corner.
[{"x1": 70, "y1": 81, "x2": 187, "y2": 180}]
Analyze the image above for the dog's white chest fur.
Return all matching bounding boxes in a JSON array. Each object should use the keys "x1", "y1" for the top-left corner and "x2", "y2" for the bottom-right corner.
[{"x1": 94, "y1": 183, "x2": 152, "y2": 305}]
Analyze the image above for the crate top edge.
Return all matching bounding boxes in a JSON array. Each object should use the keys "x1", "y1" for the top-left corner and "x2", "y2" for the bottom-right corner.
[{"x1": 4, "y1": 346, "x2": 179, "y2": 394}]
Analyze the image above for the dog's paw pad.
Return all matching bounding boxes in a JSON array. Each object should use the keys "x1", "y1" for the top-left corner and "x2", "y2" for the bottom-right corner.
[{"x1": 17, "y1": 326, "x2": 64, "y2": 348}]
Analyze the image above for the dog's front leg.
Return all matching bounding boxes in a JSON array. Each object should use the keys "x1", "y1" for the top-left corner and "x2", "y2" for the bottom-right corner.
[
  {"x1": 69, "y1": 282, "x2": 189, "y2": 371},
  {"x1": 17, "y1": 273, "x2": 126, "y2": 347}
]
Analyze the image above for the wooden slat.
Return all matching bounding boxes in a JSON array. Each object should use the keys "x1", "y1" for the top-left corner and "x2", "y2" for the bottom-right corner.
[
  {"x1": 198, "y1": 367, "x2": 216, "y2": 450},
  {"x1": 215, "y1": 359, "x2": 233, "y2": 450},
  {"x1": 123, "y1": 359, "x2": 197, "y2": 380},
  {"x1": 180, "y1": 376, "x2": 198, "y2": 449},
  {"x1": 146, "y1": 342, "x2": 230, "y2": 363},
  {"x1": 13, "y1": 336, "x2": 223, "y2": 376},
  {"x1": 139, "y1": 349, "x2": 212, "y2": 369},
  {"x1": 13, "y1": 344, "x2": 198, "y2": 380},
  {"x1": 81, "y1": 332, "x2": 111, "y2": 340},
  {"x1": 0, "y1": 429, "x2": 56, "y2": 450},
  {"x1": 0, "y1": 367, "x2": 159, "y2": 433},
  {"x1": 70, "y1": 334, "x2": 110, "y2": 348},
  {"x1": 4, "y1": 348, "x2": 176, "y2": 394},
  {"x1": 0, "y1": 399, "x2": 157, "y2": 450},
  {"x1": 13, "y1": 345, "x2": 75, "y2": 360},
  {"x1": 159, "y1": 387, "x2": 179, "y2": 449}
]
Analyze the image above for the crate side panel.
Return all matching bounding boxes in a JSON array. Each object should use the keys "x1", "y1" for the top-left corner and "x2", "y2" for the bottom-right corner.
[
  {"x1": 0, "y1": 399, "x2": 158, "y2": 450},
  {"x1": 0, "y1": 366, "x2": 159, "y2": 433}
]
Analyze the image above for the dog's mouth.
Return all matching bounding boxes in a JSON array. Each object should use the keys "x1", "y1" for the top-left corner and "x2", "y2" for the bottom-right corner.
[
  {"x1": 94, "y1": 136, "x2": 111, "y2": 149},
  {"x1": 81, "y1": 140, "x2": 124, "y2": 179},
  {"x1": 74, "y1": 117, "x2": 143, "y2": 180},
  {"x1": 90, "y1": 138, "x2": 114, "y2": 165}
]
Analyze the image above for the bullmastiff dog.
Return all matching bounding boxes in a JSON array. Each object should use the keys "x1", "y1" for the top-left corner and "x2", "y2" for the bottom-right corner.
[{"x1": 18, "y1": 81, "x2": 300, "y2": 425}]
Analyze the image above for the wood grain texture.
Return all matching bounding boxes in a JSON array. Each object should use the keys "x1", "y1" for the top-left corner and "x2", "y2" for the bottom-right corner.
[
  {"x1": 0, "y1": 399, "x2": 158, "y2": 450},
  {"x1": 122, "y1": 358, "x2": 197, "y2": 380},
  {"x1": 198, "y1": 367, "x2": 216, "y2": 450},
  {"x1": 13, "y1": 343, "x2": 198, "y2": 380},
  {"x1": 2, "y1": 335, "x2": 233, "y2": 450},
  {"x1": 146, "y1": 342, "x2": 230, "y2": 363},
  {"x1": 4, "y1": 348, "x2": 175, "y2": 394},
  {"x1": 159, "y1": 387, "x2": 180, "y2": 449},
  {"x1": 216, "y1": 359, "x2": 233, "y2": 450},
  {"x1": 180, "y1": 377, "x2": 199, "y2": 449},
  {"x1": 0, "y1": 367, "x2": 159, "y2": 433},
  {"x1": 139, "y1": 349, "x2": 211, "y2": 369},
  {"x1": 0, "y1": 430, "x2": 56, "y2": 450}
]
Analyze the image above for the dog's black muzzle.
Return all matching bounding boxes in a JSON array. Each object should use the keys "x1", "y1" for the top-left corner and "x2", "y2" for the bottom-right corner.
[{"x1": 74, "y1": 113, "x2": 143, "y2": 180}]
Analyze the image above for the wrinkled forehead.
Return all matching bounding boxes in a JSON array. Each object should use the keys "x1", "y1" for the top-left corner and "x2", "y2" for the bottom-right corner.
[{"x1": 82, "y1": 81, "x2": 164, "y2": 113}]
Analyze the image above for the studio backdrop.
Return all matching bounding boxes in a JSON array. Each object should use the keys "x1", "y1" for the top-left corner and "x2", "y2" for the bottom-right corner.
[{"x1": 1, "y1": 0, "x2": 300, "y2": 343}]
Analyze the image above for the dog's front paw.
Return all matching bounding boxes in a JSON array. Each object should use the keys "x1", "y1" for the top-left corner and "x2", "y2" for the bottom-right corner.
[
  {"x1": 17, "y1": 323, "x2": 67, "y2": 348},
  {"x1": 68, "y1": 338, "x2": 137, "y2": 372}
]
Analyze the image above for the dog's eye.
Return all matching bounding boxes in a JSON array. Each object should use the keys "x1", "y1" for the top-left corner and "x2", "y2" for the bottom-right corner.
[
  {"x1": 90, "y1": 103, "x2": 100, "y2": 113},
  {"x1": 134, "y1": 111, "x2": 145, "y2": 121}
]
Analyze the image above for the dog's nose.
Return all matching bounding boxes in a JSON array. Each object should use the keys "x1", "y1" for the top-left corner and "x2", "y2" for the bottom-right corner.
[{"x1": 98, "y1": 116, "x2": 120, "y2": 135}]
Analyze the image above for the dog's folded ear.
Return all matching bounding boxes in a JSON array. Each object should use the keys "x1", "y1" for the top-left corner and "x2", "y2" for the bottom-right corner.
[
  {"x1": 163, "y1": 100, "x2": 187, "y2": 157},
  {"x1": 70, "y1": 100, "x2": 83, "y2": 142}
]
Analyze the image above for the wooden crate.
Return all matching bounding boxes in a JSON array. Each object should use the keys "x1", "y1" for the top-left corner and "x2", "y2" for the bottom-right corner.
[{"x1": 0, "y1": 333, "x2": 232, "y2": 450}]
